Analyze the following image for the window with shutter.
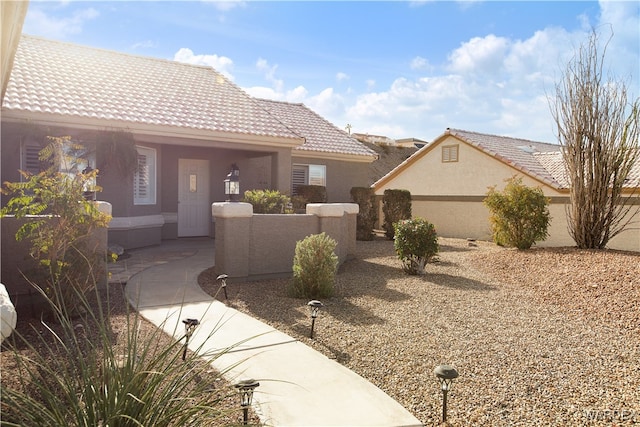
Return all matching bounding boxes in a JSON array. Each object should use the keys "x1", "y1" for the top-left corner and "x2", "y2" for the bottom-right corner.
[
  {"x1": 292, "y1": 164, "x2": 327, "y2": 195},
  {"x1": 442, "y1": 145, "x2": 459, "y2": 163},
  {"x1": 22, "y1": 144, "x2": 42, "y2": 176},
  {"x1": 134, "y1": 146, "x2": 156, "y2": 205},
  {"x1": 292, "y1": 165, "x2": 308, "y2": 195}
]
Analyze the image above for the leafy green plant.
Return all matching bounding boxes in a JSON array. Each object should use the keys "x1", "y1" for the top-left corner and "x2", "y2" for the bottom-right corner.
[
  {"x1": 350, "y1": 187, "x2": 377, "y2": 241},
  {"x1": 0, "y1": 136, "x2": 111, "y2": 315},
  {"x1": 393, "y1": 218, "x2": 439, "y2": 275},
  {"x1": 295, "y1": 185, "x2": 327, "y2": 205},
  {"x1": 96, "y1": 129, "x2": 139, "y2": 178},
  {"x1": 484, "y1": 176, "x2": 551, "y2": 250},
  {"x1": 242, "y1": 189, "x2": 292, "y2": 214},
  {"x1": 1, "y1": 282, "x2": 237, "y2": 426},
  {"x1": 289, "y1": 233, "x2": 338, "y2": 298},
  {"x1": 382, "y1": 189, "x2": 412, "y2": 240}
]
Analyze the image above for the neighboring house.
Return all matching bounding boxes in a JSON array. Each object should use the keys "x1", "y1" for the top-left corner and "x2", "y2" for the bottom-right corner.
[
  {"x1": 373, "y1": 128, "x2": 640, "y2": 252},
  {"x1": 1, "y1": 35, "x2": 377, "y2": 249}
]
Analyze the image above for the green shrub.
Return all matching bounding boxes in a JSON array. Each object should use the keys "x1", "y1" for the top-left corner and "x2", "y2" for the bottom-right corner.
[
  {"x1": 350, "y1": 187, "x2": 377, "y2": 241},
  {"x1": 291, "y1": 195, "x2": 307, "y2": 212},
  {"x1": 289, "y1": 233, "x2": 338, "y2": 298},
  {"x1": 295, "y1": 185, "x2": 328, "y2": 205},
  {"x1": 393, "y1": 218, "x2": 439, "y2": 275},
  {"x1": 484, "y1": 176, "x2": 551, "y2": 250},
  {"x1": 0, "y1": 136, "x2": 111, "y2": 315},
  {"x1": 382, "y1": 189, "x2": 412, "y2": 239},
  {"x1": 242, "y1": 189, "x2": 292, "y2": 214}
]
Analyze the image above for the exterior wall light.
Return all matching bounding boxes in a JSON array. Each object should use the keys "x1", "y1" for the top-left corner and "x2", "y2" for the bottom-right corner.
[
  {"x1": 217, "y1": 273, "x2": 229, "y2": 301},
  {"x1": 224, "y1": 163, "x2": 240, "y2": 202},
  {"x1": 181, "y1": 318, "x2": 200, "y2": 361},
  {"x1": 307, "y1": 300, "x2": 323, "y2": 339},
  {"x1": 434, "y1": 364, "x2": 459, "y2": 422},
  {"x1": 235, "y1": 378, "x2": 260, "y2": 425}
]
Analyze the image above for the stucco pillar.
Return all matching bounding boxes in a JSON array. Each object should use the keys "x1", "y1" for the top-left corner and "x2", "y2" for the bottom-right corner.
[
  {"x1": 211, "y1": 202, "x2": 253, "y2": 279},
  {"x1": 271, "y1": 149, "x2": 292, "y2": 195},
  {"x1": 306, "y1": 203, "x2": 359, "y2": 263}
]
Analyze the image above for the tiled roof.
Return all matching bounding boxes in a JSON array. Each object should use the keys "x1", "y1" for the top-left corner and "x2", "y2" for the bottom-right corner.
[
  {"x1": 3, "y1": 35, "x2": 301, "y2": 141},
  {"x1": 446, "y1": 128, "x2": 564, "y2": 188},
  {"x1": 257, "y1": 98, "x2": 378, "y2": 159}
]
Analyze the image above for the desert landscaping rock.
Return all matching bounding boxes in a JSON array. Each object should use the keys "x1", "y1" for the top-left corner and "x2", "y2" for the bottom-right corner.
[{"x1": 200, "y1": 237, "x2": 640, "y2": 426}]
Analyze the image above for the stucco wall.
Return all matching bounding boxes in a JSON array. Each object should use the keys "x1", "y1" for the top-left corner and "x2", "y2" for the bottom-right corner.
[
  {"x1": 1, "y1": 212, "x2": 110, "y2": 313},
  {"x1": 212, "y1": 202, "x2": 358, "y2": 281},
  {"x1": 293, "y1": 155, "x2": 372, "y2": 202}
]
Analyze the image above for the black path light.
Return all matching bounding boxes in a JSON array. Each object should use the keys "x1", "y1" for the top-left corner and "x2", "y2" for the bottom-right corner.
[
  {"x1": 307, "y1": 300, "x2": 323, "y2": 339},
  {"x1": 217, "y1": 273, "x2": 229, "y2": 301},
  {"x1": 181, "y1": 318, "x2": 200, "y2": 361},
  {"x1": 223, "y1": 163, "x2": 240, "y2": 202},
  {"x1": 434, "y1": 364, "x2": 459, "y2": 423},
  {"x1": 235, "y1": 378, "x2": 260, "y2": 425}
]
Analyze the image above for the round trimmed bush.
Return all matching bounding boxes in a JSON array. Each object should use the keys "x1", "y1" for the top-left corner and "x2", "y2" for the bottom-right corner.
[{"x1": 394, "y1": 218, "x2": 439, "y2": 275}]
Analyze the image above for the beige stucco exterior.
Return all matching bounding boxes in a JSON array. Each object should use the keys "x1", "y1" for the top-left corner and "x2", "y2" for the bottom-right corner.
[{"x1": 374, "y1": 134, "x2": 639, "y2": 252}]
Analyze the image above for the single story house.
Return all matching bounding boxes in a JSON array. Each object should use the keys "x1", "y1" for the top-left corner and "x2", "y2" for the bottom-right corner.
[
  {"x1": 1, "y1": 35, "x2": 377, "y2": 249},
  {"x1": 373, "y1": 128, "x2": 640, "y2": 252}
]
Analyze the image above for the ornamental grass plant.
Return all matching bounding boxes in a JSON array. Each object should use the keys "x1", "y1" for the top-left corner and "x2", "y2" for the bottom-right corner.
[{"x1": 0, "y1": 281, "x2": 240, "y2": 427}]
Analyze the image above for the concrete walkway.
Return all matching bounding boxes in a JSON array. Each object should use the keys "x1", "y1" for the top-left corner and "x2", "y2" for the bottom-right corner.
[{"x1": 112, "y1": 238, "x2": 422, "y2": 427}]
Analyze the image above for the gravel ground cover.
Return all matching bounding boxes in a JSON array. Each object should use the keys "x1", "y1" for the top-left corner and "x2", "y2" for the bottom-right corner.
[{"x1": 200, "y1": 237, "x2": 640, "y2": 426}]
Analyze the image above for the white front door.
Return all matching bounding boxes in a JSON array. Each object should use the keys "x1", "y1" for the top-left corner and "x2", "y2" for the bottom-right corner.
[{"x1": 178, "y1": 159, "x2": 210, "y2": 237}]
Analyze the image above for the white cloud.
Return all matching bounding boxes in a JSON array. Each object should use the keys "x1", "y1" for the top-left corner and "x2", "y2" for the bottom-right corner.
[
  {"x1": 410, "y1": 56, "x2": 431, "y2": 71},
  {"x1": 23, "y1": 7, "x2": 99, "y2": 39},
  {"x1": 447, "y1": 34, "x2": 510, "y2": 76},
  {"x1": 336, "y1": 72, "x2": 350, "y2": 82},
  {"x1": 131, "y1": 40, "x2": 157, "y2": 50},
  {"x1": 201, "y1": 0, "x2": 247, "y2": 12},
  {"x1": 256, "y1": 58, "x2": 284, "y2": 93},
  {"x1": 173, "y1": 48, "x2": 234, "y2": 79}
]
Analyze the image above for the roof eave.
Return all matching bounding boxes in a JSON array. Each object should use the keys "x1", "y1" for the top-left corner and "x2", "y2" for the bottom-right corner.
[{"x1": 1, "y1": 110, "x2": 305, "y2": 148}]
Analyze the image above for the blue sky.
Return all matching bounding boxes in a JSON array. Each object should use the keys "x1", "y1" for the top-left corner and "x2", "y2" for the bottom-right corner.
[{"x1": 22, "y1": 1, "x2": 639, "y2": 143}]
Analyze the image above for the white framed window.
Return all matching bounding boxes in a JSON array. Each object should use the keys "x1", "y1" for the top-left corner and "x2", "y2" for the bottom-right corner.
[
  {"x1": 21, "y1": 140, "x2": 95, "y2": 179},
  {"x1": 442, "y1": 145, "x2": 459, "y2": 163},
  {"x1": 134, "y1": 146, "x2": 156, "y2": 205},
  {"x1": 292, "y1": 164, "x2": 326, "y2": 195}
]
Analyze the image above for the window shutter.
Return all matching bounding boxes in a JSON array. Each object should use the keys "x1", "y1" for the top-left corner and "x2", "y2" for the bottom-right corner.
[
  {"x1": 22, "y1": 144, "x2": 42, "y2": 175},
  {"x1": 442, "y1": 145, "x2": 459, "y2": 163},
  {"x1": 292, "y1": 165, "x2": 308, "y2": 195},
  {"x1": 134, "y1": 153, "x2": 149, "y2": 200}
]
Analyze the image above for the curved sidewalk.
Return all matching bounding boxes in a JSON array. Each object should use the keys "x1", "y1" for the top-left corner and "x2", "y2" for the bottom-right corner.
[{"x1": 117, "y1": 238, "x2": 422, "y2": 427}]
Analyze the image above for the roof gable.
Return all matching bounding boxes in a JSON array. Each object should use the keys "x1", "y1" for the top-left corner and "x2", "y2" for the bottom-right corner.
[
  {"x1": 373, "y1": 127, "x2": 640, "y2": 191},
  {"x1": 2, "y1": 35, "x2": 300, "y2": 142},
  {"x1": 257, "y1": 98, "x2": 377, "y2": 160}
]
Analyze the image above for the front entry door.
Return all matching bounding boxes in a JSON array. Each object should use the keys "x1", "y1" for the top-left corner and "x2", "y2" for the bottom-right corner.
[{"x1": 178, "y1": 159, "x2": 210, "y2": 237}]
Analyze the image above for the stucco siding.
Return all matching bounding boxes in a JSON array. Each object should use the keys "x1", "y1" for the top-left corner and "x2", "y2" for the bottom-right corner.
[
  {"x1": 293, "y1": 155, "x2": 371, "y2": 202},
  {"x1": 376, "y1": 136, "x2": 564, "y2": 197}
]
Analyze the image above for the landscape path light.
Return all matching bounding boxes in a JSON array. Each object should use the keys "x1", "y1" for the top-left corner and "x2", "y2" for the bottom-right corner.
[
  {"x1": 217, "y1": 273, "x2": 229, "y2": 301},
  {"x1": 434, "y1": 364, "x2": 459, "y2": 423},
  {"x1": 181, "y1": 318, "x2": 200, "y2": 361},
  {"x1": 307, "y1": 300, "x2": 323, "y2": 339},
  {"x1": 235, "y1": 378, "x2": 260, "y2": 425}
]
